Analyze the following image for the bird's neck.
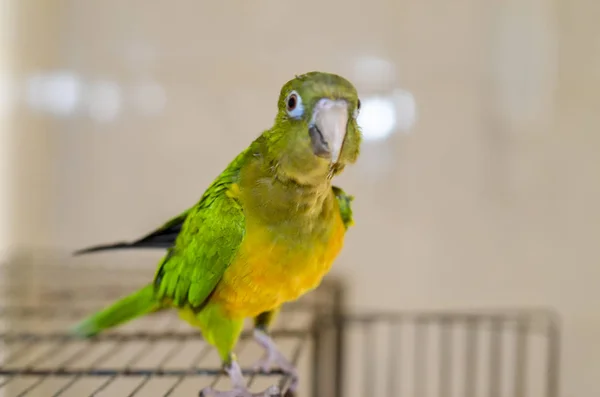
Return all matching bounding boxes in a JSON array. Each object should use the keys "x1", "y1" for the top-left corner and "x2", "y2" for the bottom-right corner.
[{"x1": 238, "y1": 148, "x2": 335, "y2": 233}]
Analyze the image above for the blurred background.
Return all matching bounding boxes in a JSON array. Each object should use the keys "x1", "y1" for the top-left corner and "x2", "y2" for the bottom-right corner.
[{"x1": 0, "y1": 0, "x2": 599, "y2": 396}]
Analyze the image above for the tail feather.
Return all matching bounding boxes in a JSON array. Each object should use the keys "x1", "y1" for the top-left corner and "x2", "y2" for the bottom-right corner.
[
  {"x1": 72, "y1": 284, "x2": 158, "y2": 337},
  {"x1": 73, "y1": 240, "x2": 171, "y2": 256},
  {"x1": 73, "y1": 213, "x2": 187, "y2": 256}
]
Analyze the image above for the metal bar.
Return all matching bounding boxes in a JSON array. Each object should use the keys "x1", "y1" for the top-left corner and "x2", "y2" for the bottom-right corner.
[
  {"x1": 464, "y1": 318, "x2": 478, "y2": 397},
  {"x1": 0, "y1": 340, "x2": 37, "y2": 366},
  {"x1": 0, "y1": 329, "x2": 308, "y2": 342},
  {"x1": 89, "y1": 339, "x2": 160, "y2": 396},
  {"x1": 545, "y1": 316, "x2": 561, "y2": 397},
  {"x1": 0, "y1": 303, "x2": 318, "y2": 319},
  {"x1": 413, "y1": 319, "x2": 427, "y2": 397},
  {"x1": 13, "y1": 338, "x2": 100, "y2": 396},
  {"x1": 362, "y1": 322, "x2": 375, "y2": 397},
  {"x1": 0, "y1": 340, "x2": 37, "y2": 391},
  {"x1": 0, "y1": 375, "x2": 14, "y2": 389},
  {"x1": 163, "y1": 344, "x2": 213, "y2": 397},
  {"x1": 19, "y1": 339, "x2": 71, "y2": 370},
  {"x1": 128, "y1": 340, "x2": 186, "y2": 396},
  {"x1": 0, "y1": 368, "x2": 287, "y2": 377},
  {"x1": 307, "y1": 308, "x2": 559, "y2": 324},
  {"x1": 439, "y1": 318, "x2": 452, "y2": 397},
  {"x1": 63, "y1": 334, "x2": 149, "y2": 397},
  {"x1": 310, "y1": 317, "x2": 323, "y2": 397},
  {"x1": 386, "y1": 320, "x2": 400, "y2": 397},
  {"x1": 488, "y1": 318, "x2": 503, "y2": 397},
  {"x1": 55, "y1": 338, "x2": 145, "y2": 396},
  {"x1": 14, "y1": 376, "x2": 47, "y2": 397},
  {"x1": 332, "y1": 284, "x2": 345, "y2": 397},
  {"x1": 513, "y1": 318, "x2": 528, "y2": 397}
]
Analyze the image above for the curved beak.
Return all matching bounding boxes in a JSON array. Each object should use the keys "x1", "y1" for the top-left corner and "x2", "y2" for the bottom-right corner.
[{"x1": 309, "y1": 99, "x2": 349, "y2": 164}]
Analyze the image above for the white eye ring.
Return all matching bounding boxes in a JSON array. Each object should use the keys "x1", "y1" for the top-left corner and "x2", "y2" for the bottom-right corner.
[{"x1": 285, "y1": 91, "x2": 304, "y2": 119}]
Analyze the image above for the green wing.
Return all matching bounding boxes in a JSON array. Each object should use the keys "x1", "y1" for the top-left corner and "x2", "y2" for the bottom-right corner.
[
  {"x1": 332, "y1": 185, "x2": 354, "y2": 229},
  {"x1": 153, "y1": 150, "x2": 248, "y2": 309}
]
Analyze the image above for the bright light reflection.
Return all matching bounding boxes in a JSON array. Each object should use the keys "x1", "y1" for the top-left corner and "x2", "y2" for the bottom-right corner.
[
  {"x1": 26, "y1": 71, "x2": 82, "y2": 116},
  {"x1": 357, "y1": 97, "x2": 397, "y2": 142},
  {"x1": 357, "y1": 91, "x2": 417, "y2": 142}
]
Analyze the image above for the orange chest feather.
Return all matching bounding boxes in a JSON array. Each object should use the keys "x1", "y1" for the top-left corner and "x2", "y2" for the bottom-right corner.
[{"x1": 212, "y1": 215, "x2": 346, "y2": 318}]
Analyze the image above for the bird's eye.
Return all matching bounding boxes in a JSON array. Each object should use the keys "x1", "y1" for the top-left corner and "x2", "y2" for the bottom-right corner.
[
  {"x1": 357, "y1": 99, "x2": 361, "y2": 111},
  {"x1": 285, "y1": 91, "x2": 304, "y2": 118},
  {"x1": 287, "y1": 94, "x2": 297, "y2": 110}
]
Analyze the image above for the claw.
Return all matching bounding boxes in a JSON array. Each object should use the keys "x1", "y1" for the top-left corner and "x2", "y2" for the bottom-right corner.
[
  {"x1": 252, "y1": 329, "x2": 299, "y2": 393},
  {"x1": 199, "y1": 360, "x2": 281, "y2": 397}
]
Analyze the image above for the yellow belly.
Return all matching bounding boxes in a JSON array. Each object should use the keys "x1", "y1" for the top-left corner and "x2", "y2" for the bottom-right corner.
[{"x1": 211, "y1": 215, "x2": 345, "y2": 318}]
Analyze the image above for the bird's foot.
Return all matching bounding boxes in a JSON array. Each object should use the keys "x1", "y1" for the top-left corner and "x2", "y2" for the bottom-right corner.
[
  {"x1": 252, "y1": 329, "x2": 298, "y2": 393},
  {"x1": 199, "y1": 360, "x2": 281, "y2": 397}
]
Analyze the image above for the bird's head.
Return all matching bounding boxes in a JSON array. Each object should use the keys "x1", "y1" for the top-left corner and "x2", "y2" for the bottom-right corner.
[{"x1": 266, "y1": 71, "x2": 362, "y2": 185}]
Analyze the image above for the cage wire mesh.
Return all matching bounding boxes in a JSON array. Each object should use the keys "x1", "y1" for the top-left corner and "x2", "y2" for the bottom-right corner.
[
  {"x1": 0, "y1": 251, "x2": 561, "y2": 397},
  {"x1": 312, "y1": 311, "x2": 560, "y2": 397},
  {"x1": 0, "y1": 250, "x2": 342, "y2": 397}
]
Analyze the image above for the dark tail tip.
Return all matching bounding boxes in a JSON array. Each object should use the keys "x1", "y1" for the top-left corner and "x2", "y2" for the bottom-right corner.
[{"x1": 72, "y1": 242, "x2": 132, "y2": 256}]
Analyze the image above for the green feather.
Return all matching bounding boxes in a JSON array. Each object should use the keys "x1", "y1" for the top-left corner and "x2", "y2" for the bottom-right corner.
[{"x1": 332, "y1": 185, "x2": 355, "y2": 229}]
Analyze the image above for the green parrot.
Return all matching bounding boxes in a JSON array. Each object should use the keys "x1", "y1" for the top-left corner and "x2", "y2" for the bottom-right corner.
[{"x1": 72, "y1": 71, "x2": 361, "y2": 397}]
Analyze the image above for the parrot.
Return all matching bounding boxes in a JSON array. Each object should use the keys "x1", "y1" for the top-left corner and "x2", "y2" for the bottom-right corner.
[{"x1": 71, "y1": 71, "x2": 361, "y2": 397}]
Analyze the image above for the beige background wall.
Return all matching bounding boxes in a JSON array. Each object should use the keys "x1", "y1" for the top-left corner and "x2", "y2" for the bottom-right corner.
[{"x1": 1, "y1": 0, "x2": 599, "y2": 396}]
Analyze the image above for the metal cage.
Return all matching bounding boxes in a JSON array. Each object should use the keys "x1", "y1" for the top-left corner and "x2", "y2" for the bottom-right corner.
[
  {"x1": 0, "y1": 252, "x2": 561, "y2": 397},
  {"x1": 312, "y1": 310, "x2": 560, "y2": 397}
]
